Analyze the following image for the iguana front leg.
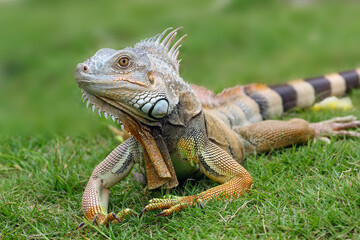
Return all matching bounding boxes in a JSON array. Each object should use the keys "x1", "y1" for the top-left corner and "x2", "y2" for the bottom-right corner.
[
  {"x1": 82, "y1": 137, "x2": 141, "y2": 224},
  {"x1": 141, "y1": 134, "x2": 253, "y2": 216}
]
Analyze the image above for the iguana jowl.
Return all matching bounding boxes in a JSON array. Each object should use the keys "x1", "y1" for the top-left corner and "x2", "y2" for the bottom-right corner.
[{"x1": 74, "y1": 27, "x2": 360, "y2": 224}]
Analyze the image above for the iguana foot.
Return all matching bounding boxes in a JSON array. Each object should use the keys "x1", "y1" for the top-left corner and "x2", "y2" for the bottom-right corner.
[
  {"x1": 83, "y1": 208, "x2": 136, "y2": 226},
  {"x1": 311, "y1": 115, "x2": 360, "y2": 138},
  {"x1": 140, "y1": 196, "x2": 204, "y2": 217}
]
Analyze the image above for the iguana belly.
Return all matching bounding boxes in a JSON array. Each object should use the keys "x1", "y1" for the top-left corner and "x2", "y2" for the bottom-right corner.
[{"x1": 171, "y1": 152, "x2": 203, "y2": 181}]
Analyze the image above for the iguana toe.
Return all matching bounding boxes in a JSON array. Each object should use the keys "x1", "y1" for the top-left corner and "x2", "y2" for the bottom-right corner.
[
  {"x1": 154, "y1": 202, "x2": 189, "y2": 216},
  {"x1": 140, "y1": 198, "x2": 179, "y2": 217},
  {"x1": 87, "y1": 208, "x2": 136, "y2": 225},
  {"x1": 311, "y1": 115, "x2": 360, "y2": 138},
  {"x1": 141, "y1": 196, "x2": 203, "y2": 217}
]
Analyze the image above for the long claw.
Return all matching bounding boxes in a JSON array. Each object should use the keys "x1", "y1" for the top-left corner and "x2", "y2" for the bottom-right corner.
[
  {"x1": 155, "y1": 211, "x2": 167, "y2": 217},
  {"x1": 198, "y1": 199, "x2": 205, "y2": 209},
  {"x1": 112, "y1": 213, "x2": 121, "y2": 223},
  {"x1": 139, "y1": 208, "x2": 147, "y2": 218},
  {"x1": 77, "y1": 222, "x2": 86, "y2": 229},
  {"x1": 91, "y1": 215, "x2": 98, "y2": 225}
]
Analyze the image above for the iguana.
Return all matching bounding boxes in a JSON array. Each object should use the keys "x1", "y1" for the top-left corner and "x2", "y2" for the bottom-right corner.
[{"x1": 74, "y1": 27, "x2": 360, "y2": 225}]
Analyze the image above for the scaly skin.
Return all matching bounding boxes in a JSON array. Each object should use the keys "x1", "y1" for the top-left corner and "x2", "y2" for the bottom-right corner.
[{"x1": 74, "y1": 27, "x2": 360, "y2": 224}]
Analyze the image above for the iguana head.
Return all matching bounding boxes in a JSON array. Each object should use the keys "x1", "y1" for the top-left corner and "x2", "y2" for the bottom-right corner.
[{"x1": 75, "y1": 27, "x2": 192, "y2": 129}]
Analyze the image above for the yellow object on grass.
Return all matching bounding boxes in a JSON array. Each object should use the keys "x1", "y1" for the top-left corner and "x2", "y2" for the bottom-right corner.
[{"x1": 312, "y1": 97, "x2": 353, "y2": 111}]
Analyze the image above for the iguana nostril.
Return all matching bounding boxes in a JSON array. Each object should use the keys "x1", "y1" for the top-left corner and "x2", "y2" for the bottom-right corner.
[{"x1": 75, "y1": 63, "x2": 89, "y2": 74}]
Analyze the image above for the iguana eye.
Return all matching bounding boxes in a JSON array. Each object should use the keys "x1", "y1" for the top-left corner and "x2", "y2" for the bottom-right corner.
[{"x1": 118, "y1": 57, "x2": 130, "y2": 68}]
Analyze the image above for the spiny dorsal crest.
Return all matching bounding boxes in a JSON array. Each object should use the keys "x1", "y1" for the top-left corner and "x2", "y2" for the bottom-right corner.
[{"x1": 134, "y1": 27, "x2": 187, "y2": 73}]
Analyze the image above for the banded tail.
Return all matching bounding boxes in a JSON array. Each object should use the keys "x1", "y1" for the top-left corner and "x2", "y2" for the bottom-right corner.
[
  {"x1": 193, "y1": 68, "x2": 360, "y2": 128},
  {"x1": 244, "y1": 68, "x2": 360, "y2": 119}
]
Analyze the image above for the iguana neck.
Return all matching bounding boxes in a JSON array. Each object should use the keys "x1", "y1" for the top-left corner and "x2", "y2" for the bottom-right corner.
[{"x1": 164, "y1": 85, "x2": 202, "y2": 128}]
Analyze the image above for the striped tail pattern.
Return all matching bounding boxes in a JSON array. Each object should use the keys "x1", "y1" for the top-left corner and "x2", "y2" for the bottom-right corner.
[
  {"x1": 193, "y1": 68, "x2": 360, "y2": 128},
  {"x1": 245, "y1": 68, "x2": 360, "y2": 119}
]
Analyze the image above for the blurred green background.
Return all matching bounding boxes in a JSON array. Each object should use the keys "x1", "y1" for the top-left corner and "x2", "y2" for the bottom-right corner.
[
  {"x1": 1, "y1": 0, "x2": 360, "y2": 136},
  {"x1": 1, "y1": 1, "x2": 360, "y2": 238}
]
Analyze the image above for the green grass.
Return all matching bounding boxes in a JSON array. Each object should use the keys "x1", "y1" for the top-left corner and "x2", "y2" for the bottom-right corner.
[{"x1": 1, "y1": 0, "x2": 360, "y2": 239}]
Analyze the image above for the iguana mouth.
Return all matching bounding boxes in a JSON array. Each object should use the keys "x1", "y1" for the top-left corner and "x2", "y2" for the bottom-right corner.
[
  {"x1": 81, "y1": 90, "x2": 162, "y2": 131},
  {"x1": 81, "y1": 90, "x2": 129, "y2": 132}
]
